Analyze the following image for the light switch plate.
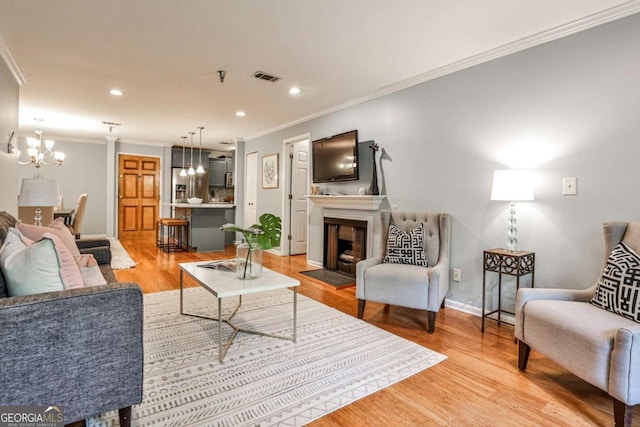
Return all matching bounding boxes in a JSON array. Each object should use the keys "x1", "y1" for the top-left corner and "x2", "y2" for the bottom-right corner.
[{"x1": 563, "y1": 177, "x2": 577, "y2": 195}]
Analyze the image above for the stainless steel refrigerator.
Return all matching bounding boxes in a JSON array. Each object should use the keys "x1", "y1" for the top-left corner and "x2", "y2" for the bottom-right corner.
[{"x1": 172, "y1": 168, "x2": 209, "y2": 203}]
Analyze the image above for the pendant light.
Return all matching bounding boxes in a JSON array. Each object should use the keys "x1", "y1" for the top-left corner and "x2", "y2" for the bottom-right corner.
[
  {"x1": 188, "y1": 132, "x2": 196, "y2": 176},
  {"x1": 179, "y1": 136, "x2": 187, "y2": 176},
  {"x1": 196, "y1": 126, "x2": 205, "y2": 174}
]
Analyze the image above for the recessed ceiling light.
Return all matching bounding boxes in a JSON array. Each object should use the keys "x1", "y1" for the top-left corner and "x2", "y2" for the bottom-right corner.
[
  {"x1": 289, "y1": 87, "x2": 301, "y2": 95},
  {"x1": 110, "y1": 89, "x2": 123, "y2": 96},
  {"x1": 236, "y1": 111, "x2": 246, "y2": 117}
]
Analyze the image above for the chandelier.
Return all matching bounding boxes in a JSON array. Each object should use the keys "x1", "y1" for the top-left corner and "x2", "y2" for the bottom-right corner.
[{"x1": 17, "y1": 118, "x2": 65, "y2": 169}]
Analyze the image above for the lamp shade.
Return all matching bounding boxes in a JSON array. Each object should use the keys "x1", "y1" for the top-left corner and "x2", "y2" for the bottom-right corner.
[
  {"x1": 18, "y1": 178, "x2": 61, "y2": 207},
  {"x1": 490, "y1": 170, "x2": 534, "y2": 201}
]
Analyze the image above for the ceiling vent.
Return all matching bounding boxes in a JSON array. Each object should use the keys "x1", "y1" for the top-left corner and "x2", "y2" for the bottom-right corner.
[
  {"x1": 220, "y1": 141, "x2": 234, "y2": 145},
  {"x1": 252, "y1": 71, "x2": 281, "y2": 83}
]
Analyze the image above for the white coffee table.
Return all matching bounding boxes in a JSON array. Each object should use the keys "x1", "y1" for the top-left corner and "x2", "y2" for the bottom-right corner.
[{"x1": 178, "y1": 261, "x2": 300, "y2": 362}]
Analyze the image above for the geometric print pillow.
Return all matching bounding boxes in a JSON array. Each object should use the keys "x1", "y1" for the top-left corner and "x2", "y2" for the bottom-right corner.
[
  {"x1": 591, "y1": 242, "x2": 640, "y2": 323},
  {"x1": 383, "y1": 223, "x2": 428, "y2": 267}
]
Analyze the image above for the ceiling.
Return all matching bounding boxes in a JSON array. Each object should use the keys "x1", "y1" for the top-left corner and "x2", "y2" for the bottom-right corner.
[{"x1": 0, "y1": 0, "x2": 638, "y2": 150}]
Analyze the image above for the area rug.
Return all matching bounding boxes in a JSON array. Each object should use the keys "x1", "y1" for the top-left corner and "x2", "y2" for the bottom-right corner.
[
  {"x1": 108, "y1": 237, "x2": 136, "y2": 270},
  {"x1": 88, "y1": 287, "x2": 446, "y2": 426},
  {"x1": 300, "y1": 268, "x2": 356, "y2": 288}
]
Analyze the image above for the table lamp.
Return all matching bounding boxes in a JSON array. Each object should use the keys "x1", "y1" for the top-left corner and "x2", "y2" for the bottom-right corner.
[
  {"x1": 490, "y1": 170, "x2": 534, "y2": 251},
  {"x1": 18, "y1": 178, "x2": 61, "y2": 226}
]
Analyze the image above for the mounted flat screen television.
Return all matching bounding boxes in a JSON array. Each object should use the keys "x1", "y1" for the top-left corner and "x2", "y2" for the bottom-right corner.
[{"x1": 312, "y1": 130, "x2": 359, "y2": 183}]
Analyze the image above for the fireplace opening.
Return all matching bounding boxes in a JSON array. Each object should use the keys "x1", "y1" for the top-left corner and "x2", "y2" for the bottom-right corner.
[{"x1": 323, "y1": 217, "x2": 367, "y2": 278}]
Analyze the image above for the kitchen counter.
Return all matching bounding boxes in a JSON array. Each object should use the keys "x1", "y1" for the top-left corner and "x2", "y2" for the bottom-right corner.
[{"x1": 164, "y1": 203, "x2": 235, "y2": 252}]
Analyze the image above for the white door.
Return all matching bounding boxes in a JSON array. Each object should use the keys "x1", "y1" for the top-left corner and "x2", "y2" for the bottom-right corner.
[
  {"x1": 244, "y1": 151, "x2": 258, "y2": 228},
  {"x1": 287, "y1": 138, "x2": 309, "y2": 255}
]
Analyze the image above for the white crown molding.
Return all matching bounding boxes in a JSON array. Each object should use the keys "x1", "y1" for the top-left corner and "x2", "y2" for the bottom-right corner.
[
  {"x1": 16, "y1": 132, "x2": 106, "y2": 145},
  {"x1": 246, "y1": 1, "x2": 640, "y2": 142},
  {"x1": 0, "y1": 34, "x2": 25, "y2": 86}
]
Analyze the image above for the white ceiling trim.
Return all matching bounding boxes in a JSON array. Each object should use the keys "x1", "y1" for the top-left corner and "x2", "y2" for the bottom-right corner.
[
  {"x1": 0, "y1": 35, "x2": 25, "y2": 86},
  {"x1": 247, "y1": 0, "x2": 640, "y2": 142}
]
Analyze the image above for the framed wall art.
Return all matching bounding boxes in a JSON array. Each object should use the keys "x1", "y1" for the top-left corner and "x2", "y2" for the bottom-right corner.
[{"x1": 262, "y1": 153, "x2": 279, "y2": 189}]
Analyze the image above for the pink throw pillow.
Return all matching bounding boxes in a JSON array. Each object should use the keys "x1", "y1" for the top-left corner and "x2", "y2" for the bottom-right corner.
[
  {"x1": 17, "y1": 218, "x2": 81, "y2": 257},
  {"x1": 79, "y1": 265, "x2": 107, "y2": 287},
  {"x1": 41, "y1": 232, "x2": 84, "y2": 290},
  {"x1": 74, "y1": 253, "x2": 98, "y2": 267}
]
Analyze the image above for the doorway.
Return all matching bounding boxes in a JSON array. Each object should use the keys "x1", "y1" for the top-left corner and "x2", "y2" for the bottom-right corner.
[
  {"x1": 282, "y1": 134, "x2": 310, "y2": 256},
  {"x1": 118, "y1": 154, "x2": 160, "y2": 240},
  {"x1": 244, "y1": 151, "x2": 258, "y2": 228}
]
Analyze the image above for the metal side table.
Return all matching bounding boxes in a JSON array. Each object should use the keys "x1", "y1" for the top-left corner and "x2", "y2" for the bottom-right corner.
[{"x1": 482, "y1": 248, "x2": 535, "y2": 332}]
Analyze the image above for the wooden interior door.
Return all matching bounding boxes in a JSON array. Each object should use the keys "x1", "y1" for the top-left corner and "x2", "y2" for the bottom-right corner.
[{"x1": 118, "y1": 154, "x2": 160, "y2": 240}]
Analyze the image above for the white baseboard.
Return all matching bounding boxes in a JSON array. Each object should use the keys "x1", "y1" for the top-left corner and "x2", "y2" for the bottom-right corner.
[
  {"x1": 443, "y1": 298, "x2": 515, "y2": 325},
  {"x1": 444, "y1": 298, "x2": 482, "y2": 317},
  {"x1": 306, "y1": 259, "x2": 322, "y2": 268}
]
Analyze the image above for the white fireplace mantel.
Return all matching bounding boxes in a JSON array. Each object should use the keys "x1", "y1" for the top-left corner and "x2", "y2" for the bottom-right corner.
[{"x1": 306, "y1": 195, "x2": 386, "y2": 211}]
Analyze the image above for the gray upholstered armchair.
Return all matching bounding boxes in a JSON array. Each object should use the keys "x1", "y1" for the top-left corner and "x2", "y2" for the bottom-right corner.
[
  {"x1": 356, "y1": 211, "x2": 451, "y2": 333},
  {"x1": 516, "y1": 221, "x2": 640, "y2": 427}
]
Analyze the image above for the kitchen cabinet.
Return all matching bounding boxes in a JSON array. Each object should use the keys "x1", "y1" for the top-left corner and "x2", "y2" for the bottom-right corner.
[
  {"x1": 171, "y1": 148, "x2": 184, "y2": 168},
  {"x1": 172, "y1": 147, "x2": 210, "y2": 169},
  {"x1": 209, "y1": 156, "x2": 234, "y2": 186},
  {"x1": 209, "y1": 158, "x2": 226, "y2": 186}
]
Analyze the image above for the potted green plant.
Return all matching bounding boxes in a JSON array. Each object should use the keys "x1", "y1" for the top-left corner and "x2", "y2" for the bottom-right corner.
[{"x1": 220, "y1": 213, "x2": 281, "y2": 279}]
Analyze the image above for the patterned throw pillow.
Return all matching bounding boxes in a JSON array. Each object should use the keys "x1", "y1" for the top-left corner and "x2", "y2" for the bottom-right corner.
[
  {"x1": 591, "y1": 242, "x2": 640, "y2": 322},
  {"x1": 383, "y1": 223, "x2": 428, "y2": 267}
]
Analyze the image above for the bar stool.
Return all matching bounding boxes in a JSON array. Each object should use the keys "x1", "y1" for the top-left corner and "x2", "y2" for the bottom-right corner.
[
  {"x1": 156, "y1": 217, "x2": 174, "y2": 249},
  {"x1": 160, "y1": 218, "x2": 189, "y2": 252}
]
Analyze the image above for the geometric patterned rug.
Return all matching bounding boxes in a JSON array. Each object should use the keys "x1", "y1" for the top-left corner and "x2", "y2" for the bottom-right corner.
[{"x1": 87, "y1": 287, "x2": 446, "y2": 426}]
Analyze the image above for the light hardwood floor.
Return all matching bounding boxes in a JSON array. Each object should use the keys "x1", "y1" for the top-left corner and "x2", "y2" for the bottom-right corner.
[{"x1": 116, "y1": 238, "x2": 632, "y2": 427}]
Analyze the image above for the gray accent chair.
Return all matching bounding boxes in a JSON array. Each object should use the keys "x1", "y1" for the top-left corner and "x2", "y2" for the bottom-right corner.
[
  {"x1": 516, "y1": 221, "x2": 640, "y2": 427},
  {"x1": 356, "y1": 211, "x2": 451, "y2": 333}
]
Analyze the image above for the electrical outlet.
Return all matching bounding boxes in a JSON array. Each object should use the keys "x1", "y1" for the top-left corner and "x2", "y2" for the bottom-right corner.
[{"x1": 452, "y1": 268, "x2": 461, "y2": 282}]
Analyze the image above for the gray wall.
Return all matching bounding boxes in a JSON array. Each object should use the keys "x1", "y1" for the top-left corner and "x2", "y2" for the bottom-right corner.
[
  {"x1": 14, "y1": 139, "x2": 108, "y2": 235},
  {"x1": 0, "y1": 55, "x2": 19, "y2": 215},
  {"x1": 245, "y1": 13, "x2": 640, "y2": 311}
]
